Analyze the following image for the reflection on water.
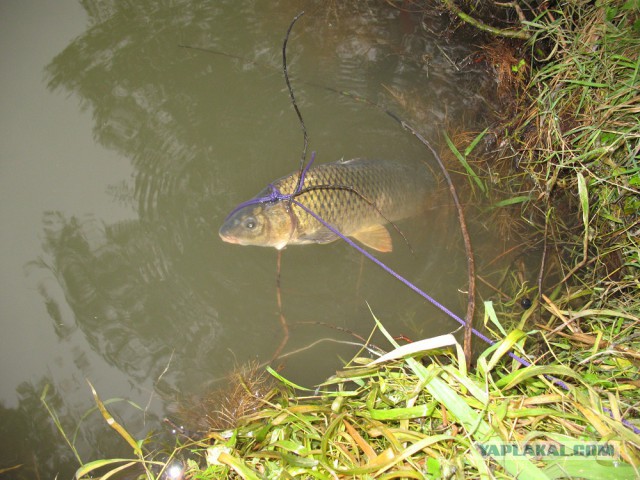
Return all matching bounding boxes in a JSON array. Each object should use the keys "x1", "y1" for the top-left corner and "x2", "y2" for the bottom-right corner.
[
  {"x1": 2, "y1": 0, "x2": 502, "y2": 474},
  {"x1": 36, "y1": 211, "x2": 222, "y2": 385}
]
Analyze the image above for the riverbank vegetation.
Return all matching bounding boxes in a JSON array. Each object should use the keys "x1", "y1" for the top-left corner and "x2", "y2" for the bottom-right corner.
[{"x1": 56, "y1": 1, "x2": 639, "y2": 478}]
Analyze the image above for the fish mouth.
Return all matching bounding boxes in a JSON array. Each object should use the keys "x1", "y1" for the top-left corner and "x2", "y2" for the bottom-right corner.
[
  {"x1": 218, "y1": 224, "x2": 240, "y2": 245},
  {"x1": 219, "y1": 231, "x2": 240, "y2": 245}
]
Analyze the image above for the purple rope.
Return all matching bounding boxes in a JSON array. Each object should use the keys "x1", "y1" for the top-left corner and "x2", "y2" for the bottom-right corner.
[
  {"x1": 288, "y1": 198, "x2": 640, "y2": 435},
  {"x1": 224, "y1": 152, "x2": 316, "y2": 221}
]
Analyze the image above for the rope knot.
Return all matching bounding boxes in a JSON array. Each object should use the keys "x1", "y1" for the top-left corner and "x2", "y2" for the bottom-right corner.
[{"x1": 224, "y1": 152, "x2": 316, "y2": 221}]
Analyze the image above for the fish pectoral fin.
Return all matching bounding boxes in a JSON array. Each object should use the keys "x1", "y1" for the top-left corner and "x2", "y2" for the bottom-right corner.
[
  {"x1": 298, "y1": 228, "x2": 337, "y2": 245},
  {"x1": 351, "y1": 225, "x2": 393, "y2": 253}
]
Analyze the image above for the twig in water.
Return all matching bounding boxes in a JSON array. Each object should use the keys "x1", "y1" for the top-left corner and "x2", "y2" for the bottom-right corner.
[
  {"x1": 146, "y1": 349, "x2": 175, "y2": 424},
  {"x1": 265, "y1": 337, "x2": 381, "y2": 370},
  {"x1": 392, "y1": 121, "x2": 476, "y2": 369},
  {"x1": 441, "y1": 0, "x2": 530, "y2": 40},
  {"x1": 436, "y1": 44, "x2": 460, "y2": 71},
  {"x1": 294, "y1": 320, "x2": 369, "y2": 344},
  {"x1": 271, "y1": 249, "x2": 289, "y2": 363},
  {"x1": 537, "y1": 205, "x2": 550, "y2": 316},
  {"x1": 282, "y1": 11, "x2": 309, "y2": 194}
]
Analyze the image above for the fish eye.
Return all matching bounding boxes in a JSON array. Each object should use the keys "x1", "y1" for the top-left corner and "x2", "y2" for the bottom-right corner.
[{"x1": 243, "y1": 217, "x2": 257, "y2": 230}]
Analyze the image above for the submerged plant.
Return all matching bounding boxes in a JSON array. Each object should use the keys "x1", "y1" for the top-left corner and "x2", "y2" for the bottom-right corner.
[{"x1": 167, "y1": 361, "x2": 276, "y2": 433}]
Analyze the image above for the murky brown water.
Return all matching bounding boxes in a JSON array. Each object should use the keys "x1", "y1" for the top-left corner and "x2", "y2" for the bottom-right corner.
[{"x1": 0, "y1": 0, "x2": 501, "y2": 475}]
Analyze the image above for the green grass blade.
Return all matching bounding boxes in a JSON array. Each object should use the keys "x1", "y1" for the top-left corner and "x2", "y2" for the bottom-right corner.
[
  {"x1": 40, "y1": 384, "x2": 83, "y2": 466},
  {"x1": 491, "y1": 195, "x2": 532, "y2": 208},
  {"x1": 368, "y1": 333, "x2": 458, "y2": 365},
  {"x1": 484, "y1": 300, "x2": 507, "y2": 336},
  {"x1": 496, "y1": 365, "x2": 582, "y2": 389},
  {"x1": 444, "y1": 131, "x2": 486, "y2": 194},
  {"x1": 464, "y1": 128, "x2": 489, "y2": 156},
  {"x1": 486, "y1": 329, "x2": 527, "y2": 371},
  {"x1": 217, "y1": 451, "x2": 262, "y2": 480},
  {"x1": 266, "y1": 365, "x2": 315, "y2": 391},
  {"x1": 75, "y1": 460, "x2": 137, "y2": 480},
  {"x1": 87, "y1": 381, "x2": 142, "y2": 457}
]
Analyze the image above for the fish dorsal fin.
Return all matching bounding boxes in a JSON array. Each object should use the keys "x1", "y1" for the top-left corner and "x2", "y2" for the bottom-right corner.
[{"x1": 351, "y1": 224, "x2": 393, "y2": 253}]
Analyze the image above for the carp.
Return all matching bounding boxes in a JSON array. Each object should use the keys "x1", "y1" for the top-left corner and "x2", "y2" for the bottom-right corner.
[{"x1": 219, "y1": 158, "x2": 433, "y2": 252}]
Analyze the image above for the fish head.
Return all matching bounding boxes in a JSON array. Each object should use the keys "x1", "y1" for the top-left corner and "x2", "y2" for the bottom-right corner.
[{"x1": 219, "y1": 200, "x2": 293, "y2": 249}]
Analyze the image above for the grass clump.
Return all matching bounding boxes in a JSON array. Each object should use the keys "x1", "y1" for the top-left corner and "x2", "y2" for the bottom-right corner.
[
  {"x1": 489, "y1": 0, "x2": 640, "y2": 427},
  {"x1": 441, "y1": 1, "x2": 638, "y2": 347},
  {"x1": 513, "y1": 1, "x2": 639, "y2": 298}
]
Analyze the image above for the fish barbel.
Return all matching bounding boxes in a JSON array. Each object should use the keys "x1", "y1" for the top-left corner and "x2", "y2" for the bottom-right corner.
[{"x1": 219, "y1": 158, "x2": 434, "y2": 252}]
